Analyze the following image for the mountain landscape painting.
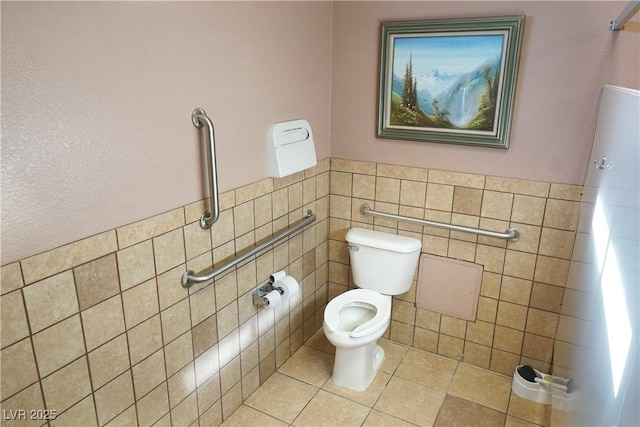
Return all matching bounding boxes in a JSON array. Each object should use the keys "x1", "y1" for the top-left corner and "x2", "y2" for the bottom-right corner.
[{"x1": 389, "y1": 33, "x2": 506, "y2": 133}]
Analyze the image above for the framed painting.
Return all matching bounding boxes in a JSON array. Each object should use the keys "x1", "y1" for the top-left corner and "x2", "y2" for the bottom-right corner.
[{"x1": 377, "y1": 16, "x2": 525, "y2": 148}]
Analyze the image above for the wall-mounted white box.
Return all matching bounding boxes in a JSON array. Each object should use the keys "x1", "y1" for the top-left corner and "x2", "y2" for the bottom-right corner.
[{"x1": 268, "y1": 119, "x2": 317, "y2": 178}]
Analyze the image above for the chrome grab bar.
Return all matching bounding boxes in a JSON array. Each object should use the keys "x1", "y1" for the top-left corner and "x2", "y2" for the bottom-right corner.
[
  {"x1": 182, "y1": 210, "x2": 316, "y2": 288},
  {"x1": 192, "y1": 108, "x2": 220, "y2": 229},
  {"x1": 361, "y1": 204, "x2": 519, "y2": 241}
]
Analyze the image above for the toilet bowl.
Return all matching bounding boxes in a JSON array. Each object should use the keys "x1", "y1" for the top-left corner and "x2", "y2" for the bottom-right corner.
[
  {"x1": 323, "y1": 228, "x2": 421, "y2": 391},
  {"x1": 323, "y1": 289, "x2": 391, "y2": 391}
]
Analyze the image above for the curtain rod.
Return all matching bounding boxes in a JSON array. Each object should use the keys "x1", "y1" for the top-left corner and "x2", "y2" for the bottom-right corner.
[{"x1": 610, "y1": 0, "x2": 640, "y2": 30}]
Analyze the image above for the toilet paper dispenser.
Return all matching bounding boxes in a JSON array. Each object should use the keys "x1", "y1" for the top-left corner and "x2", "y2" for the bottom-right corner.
[
  {"x1": 253, "y1": 271, "x2": 300, "y2": 308},
  {"x1": 268, "y1": 119, "x2": 317, "y2": 178}
]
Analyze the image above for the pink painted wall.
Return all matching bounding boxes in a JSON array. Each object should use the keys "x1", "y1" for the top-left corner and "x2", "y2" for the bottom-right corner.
[
  {"x1": 1, "y1": 2, "x2": 333, "y2": 264},
  {"x1": 330, "y1": 1, "x2": 639, "y2": 185}
]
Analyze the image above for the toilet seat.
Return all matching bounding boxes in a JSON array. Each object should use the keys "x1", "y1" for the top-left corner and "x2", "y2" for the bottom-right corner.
[{"x1": 324, "y1": 289, "x2": 391, "y2": 338}]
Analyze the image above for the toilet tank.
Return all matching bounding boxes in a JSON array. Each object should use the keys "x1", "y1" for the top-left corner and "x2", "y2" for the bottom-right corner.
[{"x1": 346, "y1": 228, "x2": 422, "y2": 295}]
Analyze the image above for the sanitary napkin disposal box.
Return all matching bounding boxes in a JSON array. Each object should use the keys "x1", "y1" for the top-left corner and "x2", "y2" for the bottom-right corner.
[{"x1": 268, "y1": 119, "x2": 317, "y2": 178}]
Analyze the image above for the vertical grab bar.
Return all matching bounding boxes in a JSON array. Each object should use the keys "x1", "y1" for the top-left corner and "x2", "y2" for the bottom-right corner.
[{"x1": 192, "y1": 108, "x2": 220, "y2": 229}]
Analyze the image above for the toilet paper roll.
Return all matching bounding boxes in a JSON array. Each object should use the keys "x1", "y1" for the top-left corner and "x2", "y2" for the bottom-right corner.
[
  {"x1": 264, "y1": 289, "x2": 282, "y2": 307},
  {"x1": 269, "y1": 270, "x2": 286, "y2": 283},
  {"x1": 275, "y1": 276, "x2": 299, "y2": 300}
]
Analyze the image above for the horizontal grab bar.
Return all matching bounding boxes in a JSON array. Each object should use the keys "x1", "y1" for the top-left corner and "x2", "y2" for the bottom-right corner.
[
  {"x1": 361, "y1": 204, "x2": 520, "y2": 241},
  {"x1": 181, "y1": 210, "x2": 316, "y2": 288}
]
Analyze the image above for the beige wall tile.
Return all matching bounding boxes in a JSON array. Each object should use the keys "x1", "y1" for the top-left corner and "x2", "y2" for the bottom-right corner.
[
  {"x1": 94, "y1": 370, "x2": 135, "y2": 426},
  {"x1": 183, "y1": 221, "x2": 212, "y2": 261},
  {"x1": 475, "y1": 245, "x2": 505, "y2": 274},
  {"x1": 161, "y1": 299, "x2": 191, "y2": 344},
  {"x1": 116, "y1": 208, "x2": 184, "y2": 249},
  {"x1": 438, "y1": 334, "x2": 464, "y2": 360},
  {"x1": 235, "y1": 178, "x2": 273, "y2": 205},
  {"x1": 168, "y1": 363, "x2": 196, "y2": 408},
  {"x1": 1, "y1": 338, "x2": 39, "y2": 399},
  {"x1": 539, "y1": 228, "x2": 575, "y2": 259},
  {"x1": 493, "y1": 325, "x2": 524, "y2": 354},
  {"x1": 525, "y1": 308, "x2": 559, "y2": 338},
  {"x1": 426, "y1": 183, "x2": 453, "y2": 211},
  {"x1": 453, "y1": 187, "x2": 482, "y2": 216},
  {"x1": 500, "y1": 276, "x2": 532, "y2": 306},
  {"x1": 88, "y1": 334, "x2": 130, "y2": 390},
  {"x1": 430, "y1": 170, "x2": 484, "y2": 189},
  {"x1": 466, "y1": 320, "x2": 494, "y2": 347},
  {"x1": 74, "y1": 254, "x2": 120, "y2": 311},
  {"x1": 210, "y1": 209, "x2": 235, "y2": 249},
  {"x1": 534, "y1": 256, "x2": 570, "y2": 287},
  {"x1": 127, "y1": 315, "x2": 163, "y2": 366},
  {"x1": 53, "y1": 395, "x2": 97, "y2": 427},
  {"x1": 485, "y1": 176, "x2": 549, "y2": 197},
  {"x1": 476, "y1": 296, "x2": 498, "y2": 323},
  {"x1": 330, "y1": 171, "x2": 352, "y2": 196},
  {"x1": 133, "y1": 349, "x2": 166, "y2": 398},
  {"x1": 375, "y1": 177, "x2": 400, "y2": 204},
  {"x1": 122, "y1": 278, "x2": 159, "y2": 329},
  {"x1": 544, "y1": 199, "x2": 580, "y2": 231},
  {"x1": 1, "y1": 290, "x2": 29, "y2": 349},
  {"x1": 1, "y1": 262, "x2": 24, "y2": 295},
  {"x1": 353, "y1": 174, "x2": 376, "y2": 200},
  {"x1": 448, "y1": 239, "x2": 476, "y2": 262},
  {"x1": 170, "y1": 391, "x2": 199, "y2": 426},
  {"x1": 530, "y1": 282, "x2": 564, "y2": 313},
  {"x1": 496, "y1": 301, "x2": 528, "y2": 331},
  {"x1": 165, "y1": 331, "x2": 195, "y2": 377},
  {"x1": 157, "y1": 265, "x2": 190, "y2": 310},
  {"x1": 481, "y1": 191, "x2": 513, "y2": 221},
  {"x1": 117, "y1": 240, "x2": 155, "y2": 291},
  {"x1": 137, "y1": 384, "x2": 170, "y2": 427},
  {"x1": 21, "y1": 231, "x2": 117, "y2": 285},
  {"x1": 32, "y1": 314, "x2": 85, "y2": 377},
  {"x1": 440, "y1": 315, "x2": 466, "y2": 339},
  {"x1": 512, "y1": 195, "x2": 546, "y2": 226},
  {"x1": 549, "y1": 183, "x2": 583, "y2": 201},
  {"x1": 41, "y1": 356, "x2": 92, "y2": 413},
  {"x1": 480, "y1": 272, "x2": 502, "y2": 299},
  {"x1": 153, "y1": 229, "x2": 186, "y2": 275},
  {"x1": 391, "y1": 299, "x2": 416, "y2": 325},
  {"x1": 503, "y1": 250, "x2": 537, "y2": 280},
  {"x1": 490, "y1": 348, "x2": 521, "y2": 376},
  {"x1": 1, "y1": 384, "x2": 44, "y2": 427},
  {"x1": 331, "y1": 158, "x2": 377, "y2": 175},
  {"x1": 400, "y1": 180, "x2": 426, "y2": 208},
  {"x1": 522, "y1": 333, "x2": 554, "y2": 363},
  {"x1": 507, "y1": 223, "x2": 541, "y2": 254},
  {"x1": 82, "y1": 295, "x2": 126, "y2": 351},
  {"x1": 23, "y1": 270, "x2": 78, "y2": 333}
]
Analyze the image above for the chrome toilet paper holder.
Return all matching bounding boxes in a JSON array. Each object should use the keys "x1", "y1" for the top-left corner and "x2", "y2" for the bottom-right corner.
[{"x1": 253, "y1": 282, "x2": 285, "y2": 307}]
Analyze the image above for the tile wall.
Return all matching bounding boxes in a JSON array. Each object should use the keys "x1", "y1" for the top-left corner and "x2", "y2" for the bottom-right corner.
[
  {"x1": 327, "y1": 158, "x2": 582, "y2": 377},
  {"x1": 0, "y1": 156, "x2": 581, "y2": 426},
  {"x1": 0, "y1": 159, "x2": 330, "y2": 427}
]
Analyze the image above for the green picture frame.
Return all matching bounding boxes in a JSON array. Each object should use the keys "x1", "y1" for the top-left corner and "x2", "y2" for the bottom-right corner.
[{"x1": 377, "y1": 16, "x2": 525, "y2": 149}]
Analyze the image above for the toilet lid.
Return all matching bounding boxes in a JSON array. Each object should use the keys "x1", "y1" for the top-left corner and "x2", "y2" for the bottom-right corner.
[{"x1": 324, "y1": 289, "x2": 391, "y2": 338}]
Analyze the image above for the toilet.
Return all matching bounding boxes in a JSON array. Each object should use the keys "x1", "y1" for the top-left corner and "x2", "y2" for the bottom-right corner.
[{"x1": 323, "y1": 227, "x2": 422, "y2": 391}]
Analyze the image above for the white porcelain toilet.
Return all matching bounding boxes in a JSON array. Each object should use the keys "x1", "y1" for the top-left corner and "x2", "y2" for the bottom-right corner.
[{"x1": 323, "y1": 227, "x2": 422, "y2": 391}]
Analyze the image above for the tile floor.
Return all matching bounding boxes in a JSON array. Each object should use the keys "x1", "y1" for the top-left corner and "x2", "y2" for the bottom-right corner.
[{"x1": 221, "y1": 330, "x2": 551, "y2": 427}]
